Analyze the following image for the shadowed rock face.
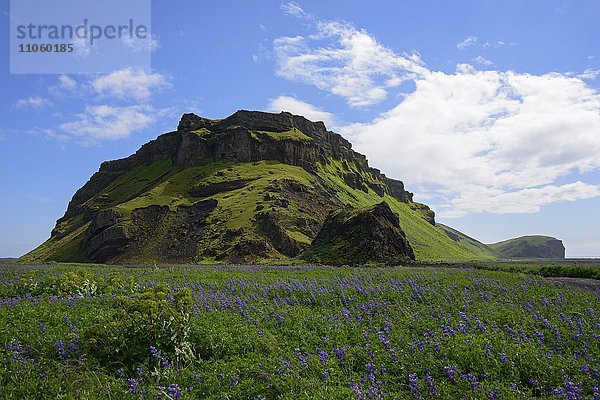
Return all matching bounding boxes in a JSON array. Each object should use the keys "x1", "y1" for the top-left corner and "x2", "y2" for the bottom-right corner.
[{"x1": 303, "y1": 202, "x2": 415, "y2": 265}]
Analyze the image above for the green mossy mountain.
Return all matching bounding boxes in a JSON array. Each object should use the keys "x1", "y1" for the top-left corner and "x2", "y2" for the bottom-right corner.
[
  {"x1": 23, "y1": 110, "x2": 499, "y2": 264},
  {"x1": 489, "y1": 236, "x2": 566, "y2": 259}
]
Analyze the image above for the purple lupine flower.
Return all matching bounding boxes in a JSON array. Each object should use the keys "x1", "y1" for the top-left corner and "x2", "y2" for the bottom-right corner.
[
  {"x1": 332, "y1": 347, "x2": 347, "y2": 365},
  {"x1": 127, "y1": 378, "x2": 142, "y2": 394},
  {"x1": 441, "y1": 325, "x2": 456, "y2": 338},
  {"x1": 378, "y1": 332, "x2": 391, "y2": 349},
  {"x1": 316, "y1": 348, "x2": 328, "y2": 363},
  {"x1": 444, "y1": 365, "x2": 456, "y2": 379},
  {"x1": 365, "y1": 363, "x2": 376, "y2": 382},
  {"x1": 161, "y1": 356, "x2": 172, "y2": 369},
  {"x1": 150, "y1": 345, "x2": 159, "y2": 358},
  {"x1": 193, "y1": 373, "x2": 202, "y2": 385},
  {"x1": 459, "y1": 312, "x2": 471, "y2": 325},
  {"x1": 425, "y1": 374, "x2": 437, "y2": 397},
  {"x1": 294, "y1": 348, "x2": 308, "y2": 368},
  {"x1": 155, "y1": 386, "x2": 165, "y2": 400},
  {"x1": 408, "y1": 373, "x2": 421, "y2": 399},
  {"x1": 37, "y1": 321, "x2": 46, "y2": 334},
  {"x1": 55, "y1": 339, "x2": 67, "y2": 359},
  {"x1": 167, "y1": 383, "x2": 183, "y2": 399},
  {"x1": 383, "y1": 320, "x2": 393, "y2": 333},
  {"x1": 500, "y1": 352, "x2": 508, "y2": 364}
]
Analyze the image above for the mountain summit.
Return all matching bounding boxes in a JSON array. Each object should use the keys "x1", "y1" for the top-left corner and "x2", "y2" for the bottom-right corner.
[{"x1": 24, "y1": 110, "x2": 502, "y2": 264}]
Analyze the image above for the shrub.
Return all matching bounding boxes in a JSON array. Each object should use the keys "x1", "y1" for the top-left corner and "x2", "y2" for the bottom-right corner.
[{"x1": 84, "y1": 283, "x2": 194, "y2": 371}]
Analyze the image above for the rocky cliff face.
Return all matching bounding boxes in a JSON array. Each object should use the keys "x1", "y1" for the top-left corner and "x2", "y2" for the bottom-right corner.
[
  {"x1": 61, "y1": 111, "x2": 412, "y2": 221},
  {"x1": 303, "y1": 202, "x2": 415, "y2": 265},
  {"x1": 23, "y1": 110, "x2": 487, "y2": 265}
]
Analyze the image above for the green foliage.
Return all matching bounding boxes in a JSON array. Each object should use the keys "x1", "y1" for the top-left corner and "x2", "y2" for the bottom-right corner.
[{"x1": 84, "y1": 284, "x2": 194, "y2": 370}]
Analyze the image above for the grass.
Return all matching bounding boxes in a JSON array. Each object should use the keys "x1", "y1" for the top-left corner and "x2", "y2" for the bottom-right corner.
[
  {"x1": 250, "y1": 128, "x2": 313, "y2": 142},
  {"x1": 0, "y1": 263, "x2": 598, "y2": 399}
]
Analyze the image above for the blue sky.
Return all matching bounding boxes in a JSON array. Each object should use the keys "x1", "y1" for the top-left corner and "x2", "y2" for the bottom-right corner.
[{"x1": 1, "y1": 0, "x2": 599, "y2": 257}]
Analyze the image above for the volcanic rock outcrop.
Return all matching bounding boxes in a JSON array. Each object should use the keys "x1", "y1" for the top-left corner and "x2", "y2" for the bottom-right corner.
[{"x1": 303, "y1": 202, "x2": 415, "y2": 265}]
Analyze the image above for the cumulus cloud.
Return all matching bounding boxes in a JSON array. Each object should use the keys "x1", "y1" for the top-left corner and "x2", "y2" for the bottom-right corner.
[
  {"x1": 457, "y1": 36, "x2": 478, "y2": 50},
  {"x1": 60, "y1": 105, "x2": 156, "y2": 143},
  {"x1": 274, "y1": 21, "x2": 427, "y2": 107},
  {"x1": 91, "y1": 68, "x2": 170, "y2": 101},
  {"x1": 341, "y1": 67, "x2": 600, "y2": 215},
  {"x1": 15, "y1": 96, "x2": 50, "y2": 109},
  {"x1": 267, "y1": 96, "x2": 336, "y2": 127}
]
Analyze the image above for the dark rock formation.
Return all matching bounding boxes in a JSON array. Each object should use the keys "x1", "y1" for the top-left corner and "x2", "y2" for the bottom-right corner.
[
  {"x1": 83, "y1": 209, "x2": 131, "y2": 262},
  {"x1": 303, "y1": 202, "x2": 415, "y2": 265}
]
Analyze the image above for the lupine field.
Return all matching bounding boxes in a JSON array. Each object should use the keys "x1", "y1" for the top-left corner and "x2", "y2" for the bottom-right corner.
[{"x1": 0, "y1": 263, "x2": 598, "y2": 399}]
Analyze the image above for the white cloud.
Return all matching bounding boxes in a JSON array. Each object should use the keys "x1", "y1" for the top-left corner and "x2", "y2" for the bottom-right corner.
[
  {"x1": 267, "y1": 96, "x2": 335, "y2": 127},
  {"x1": 341, "y1": 67, "x2": 600, "y2": 216},
  {"x1": 71, "y1": 37, "x2": 92, "y2": 59},
  {"x1": 121, "y1": 34, "x2": 160, "y2": 52},
  {"x1": 577, "y1": 69, "x2": 600, "y2": 80},
  {"x1": 58, "y1": 75, "x2": 77, "y2": 90},
  {"x1": 281, "y1": 2, "x2": 312, "y2": 19},
  {"x1": 483, "y1": 40, "x2": 518, "y2": 49},
  {"x1": 91, "y1": 68, "x2": 170, "y2": 101},
  {"x1": 473, "y1": 55, "x2": 493, "y2": 66},
  {"x1": 15, "y1": 96, "x2": 50, "y2": 109},
  {"x1": 60, "y1": 105, "x2": 156, "y2": 143},
  {"x1": 457, "y1": 36, "x2": 478, "y2": 50},
  {"x1": 274, "y1": 21, "x2": 427, "y2": 107}
]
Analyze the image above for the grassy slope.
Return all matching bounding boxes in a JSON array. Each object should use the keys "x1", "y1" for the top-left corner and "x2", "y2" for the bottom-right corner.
[
  {"x1": 23, "y1": 154, "x2": 494, "y2": 263},
  {"x1": 437, "y1": 223, "x2": 501, "y2": 259}
]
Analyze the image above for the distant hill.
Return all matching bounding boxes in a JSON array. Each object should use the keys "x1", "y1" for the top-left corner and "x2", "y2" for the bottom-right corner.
[
  {"x1": 22, "y1": 110, "x2": 498, "y2": 265},
  {"x1": 437, "y1": 225, "x2": 566, "y2": 259},
  {"x1": 489, "y1": 236, "x2": 565, "y2": 259}
]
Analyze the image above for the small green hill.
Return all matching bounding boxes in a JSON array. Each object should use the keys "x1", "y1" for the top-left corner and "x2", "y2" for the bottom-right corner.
[
  {"x1": 22, "y1": 110, "x2": 503, "y2": 264},
  {"x1": 489, "y1": 236, "x2": 565, "y2": 259}
]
